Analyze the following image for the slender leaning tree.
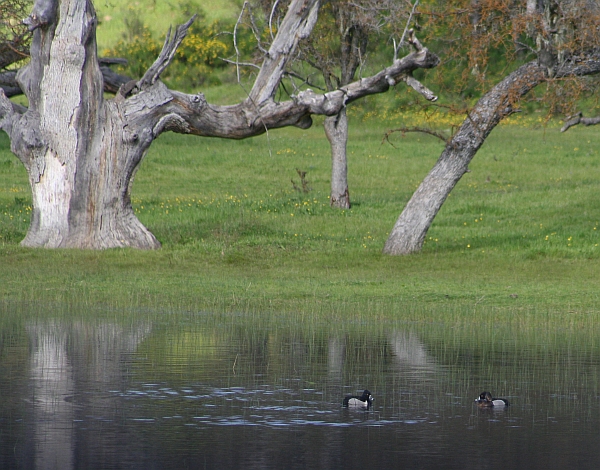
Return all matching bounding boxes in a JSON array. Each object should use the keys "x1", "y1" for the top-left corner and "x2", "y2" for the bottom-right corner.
[
  {"x1": 383, "y1": 0, "x2": 600, "y2": 255},
  {"x1": 0, "y1": 0, "x2": 438, "y2": 249}
]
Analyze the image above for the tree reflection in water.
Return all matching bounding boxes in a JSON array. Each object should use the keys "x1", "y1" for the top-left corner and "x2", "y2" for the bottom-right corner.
[{"x1": 1, "y1": 310, "x2": 599, "y2": 469}]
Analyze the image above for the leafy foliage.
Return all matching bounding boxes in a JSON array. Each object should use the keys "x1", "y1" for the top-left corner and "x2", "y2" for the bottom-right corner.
[{"x1": 418, "y1": 0, "x2": 600, "y2": 107}]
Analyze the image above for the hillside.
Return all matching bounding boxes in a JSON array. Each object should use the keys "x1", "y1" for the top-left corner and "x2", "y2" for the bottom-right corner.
[{"x1": 95, "y1": 0, "x2": 239, "y2": 50}]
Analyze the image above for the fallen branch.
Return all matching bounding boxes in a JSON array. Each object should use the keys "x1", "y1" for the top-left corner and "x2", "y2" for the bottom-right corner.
[
  {"x1": 561, "y1": 112, "x2": 600, "y2": 132},
  {"x1": 383, "y1": 126, "x2": 450, "y2": 145}
]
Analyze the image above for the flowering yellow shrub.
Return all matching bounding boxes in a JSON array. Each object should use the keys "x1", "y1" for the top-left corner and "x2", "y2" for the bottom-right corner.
[
  {"x1": 103, "y1": 16, "x2": 250, "y2": 88},
  {"x1": 103, "y1": 26, "x2": 162, "y2": 79}
]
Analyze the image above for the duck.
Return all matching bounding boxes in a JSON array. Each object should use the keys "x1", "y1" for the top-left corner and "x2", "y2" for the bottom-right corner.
[
  {"x1": 475, "y1": 391, "x2": 509, "y2": 407},
  {"x1": 343, "y1": 390, "x2": 374, "y2": 409}
]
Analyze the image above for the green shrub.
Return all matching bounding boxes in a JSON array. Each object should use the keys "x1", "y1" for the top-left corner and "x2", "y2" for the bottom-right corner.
[{"x1": 102, "y1": 3, "x2": 259, "y2": 91}]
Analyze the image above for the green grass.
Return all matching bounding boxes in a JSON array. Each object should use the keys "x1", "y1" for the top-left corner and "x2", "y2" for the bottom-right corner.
[
  {"x1": 1, "y1": 108, "x2": 600, "y2": 321},
  {"x1": 95, "y1": 0, "x2": 240, "y2": 51}
]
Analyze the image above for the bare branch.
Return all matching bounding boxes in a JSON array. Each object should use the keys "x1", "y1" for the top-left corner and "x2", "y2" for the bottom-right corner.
[
  {"x1": 406, "y1": 28, "x2": 425, "y2": 53},
  {"x1": 384, "y1": 126, "x2": 449, "y2": 145},
  {"x1": 233, "y1": 2, "x2": 249, "y2": 83},
  {"x1": 269, "y1": 0, "x2": 282, "y2": 42},
  {"x1": 138, "y1": 15, "x2": 197, "y2": 90},
  {"x1": 561, "y1": 112, "x2": 600, "y2": 132},
  {"x1": 243, "y1": 4, "x2": 269, "y2": 55},
  {"x1": 220, "y1": 58, "x2": 261, "y2": 70},
  {"x1": 248, "y1": 0, "x2": 320, "y2": 105},
  {"x1": 294, "y1": 37, "x2": 440, "y2": 115},
  {"x1": 403, "y1": 74, "x2": 437, "y2": 101},
  {"x1": 284, "y1": 71, "x2": 326, "y2": 92},
  {"x1": 395, "y1": 0, "x2": 420, "y2": 61}
]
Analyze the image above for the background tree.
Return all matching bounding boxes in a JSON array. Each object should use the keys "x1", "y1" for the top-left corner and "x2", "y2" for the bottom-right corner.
[
  {"x1": 300, "y1": 0, "x2": 370, "y2": 209},
  {"x1": 0, "y1": 0, "x2": 31, "y2": 97},
  {"x1": 261, "y1": 0, "x2": 430, "y2": 209},
  {"x1": 0, "y1": 0, "x2": 438, "y2": 249},
  {"x1": 383, "y1": 0, "x2": 600, "y2": 255},
  {"x1": 300, "y1": 1, "x2": 388, "y2": 208},
  {"x1": 0, "y1": 0, "x2": 30, "y2": 69}
]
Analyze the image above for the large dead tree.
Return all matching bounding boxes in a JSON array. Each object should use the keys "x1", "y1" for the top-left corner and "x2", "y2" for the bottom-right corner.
[
  {"x1": 0, "y1": 0, "x2": 438, "y2": 249},
  {"x1": 383, "y1": 0, "x2": 600, "y2": 255}
]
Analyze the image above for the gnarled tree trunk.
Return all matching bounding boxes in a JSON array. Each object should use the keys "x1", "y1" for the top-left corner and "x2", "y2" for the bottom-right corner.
[
  {"x1": 0, "y1": 0, "x2": 439, "y2": 249},
  {"x1": 5, "y1": 0, "x2": 159, "y2": 248}
]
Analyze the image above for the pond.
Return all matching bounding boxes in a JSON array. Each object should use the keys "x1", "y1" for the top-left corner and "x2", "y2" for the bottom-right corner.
[{"x1": 1, "y1": 303, "x2": 600, "y2": 469}]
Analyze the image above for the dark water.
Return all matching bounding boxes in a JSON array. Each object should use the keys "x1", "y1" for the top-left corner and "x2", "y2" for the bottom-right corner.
[{"x1": 1, "y1": 307, "x2": 600, "y2": 469}]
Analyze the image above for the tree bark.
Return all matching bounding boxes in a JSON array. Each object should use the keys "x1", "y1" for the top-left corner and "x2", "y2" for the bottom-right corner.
[
  {"x1": 383, "y1": 51, "x2": 600, "y2": 255},
  {"x1": 0, "y1": 0, "x2": 439, "y2": 250},
  {"x1": 1, "y1": 0, "x2": 160, "y2": 248},
  {"x1": 561, "y1": 113, "x2": 600, "y2": 132},
  {"x1": 324, "y1": 109, "x2": 350, "y2": 208},
  {"x1": 1, "y1": 59, "x2": 131, "y2": 97},
  {"x1": 324, "y1": 9, "x2": 368, "y2": 209}
]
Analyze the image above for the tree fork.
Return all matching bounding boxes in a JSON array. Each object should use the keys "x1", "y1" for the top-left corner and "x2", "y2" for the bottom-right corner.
[{"x1": 0, "y1": 0, "x2": 439, "y2": 250}]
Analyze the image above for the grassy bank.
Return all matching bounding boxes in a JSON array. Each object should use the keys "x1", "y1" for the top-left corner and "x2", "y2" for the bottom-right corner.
[
  {"x1": 95, "y1": 1, "x2": 239, "y2": 50},
  {"x1": 1, "y1": 108, "x2": 600, "y2": 321}
]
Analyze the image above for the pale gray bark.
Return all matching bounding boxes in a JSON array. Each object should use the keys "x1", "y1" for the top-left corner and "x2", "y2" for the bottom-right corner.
[
  {"x1": 323, "y1": 5, "x2": 368, "y2": 210},
  {"x1": 0, "y1": 0, "x2": 438, "y2": 249},
  {"x1": 324, "y1": 109, "x2": 350, "y2": 208},
  {"x1": 383, "y1": 51, "x2": 600, "y2": 255},
  {"x1": 561, "y1": 112, "x2": 600, "y2": 132}
]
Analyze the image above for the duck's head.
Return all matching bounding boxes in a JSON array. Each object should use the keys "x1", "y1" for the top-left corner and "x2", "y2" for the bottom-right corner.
[
  {"x1": 360, "y1": 390, "x2": 374, "y2": 405},
  {"x1": 475, "y1": 391, "x2": 494, "y2": 406}
]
